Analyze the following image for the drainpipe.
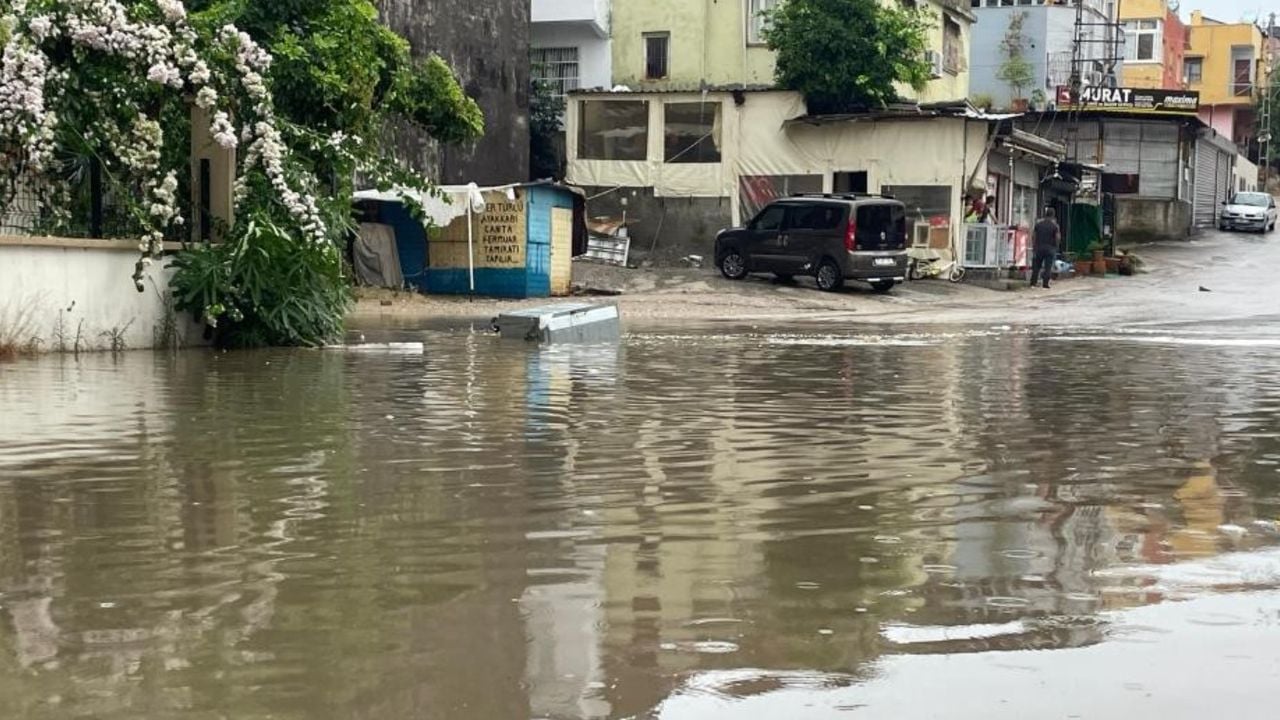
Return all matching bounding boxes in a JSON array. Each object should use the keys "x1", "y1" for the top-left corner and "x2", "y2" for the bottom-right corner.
[{"x1": 703, "y1": 0, "x2": 712, "y2": 83}]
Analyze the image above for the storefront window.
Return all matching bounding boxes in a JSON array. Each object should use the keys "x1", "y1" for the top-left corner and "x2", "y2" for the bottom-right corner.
[
  {"x1": 882, "y1": 185, "x2": 952, "y2": 249},
  {"x1": 664, "y1": 103, "x2": 722, "y2": 163},
  {"x1": 578, "y1": 101, "x2": 649, "y2": 161},
  {"x1": 881, "y1": 185, "x2": 950, "y2": 224}
]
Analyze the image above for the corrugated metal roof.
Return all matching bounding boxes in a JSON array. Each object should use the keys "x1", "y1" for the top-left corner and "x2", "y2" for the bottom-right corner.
[
  {"x1": 568, "y1": 84, "x2": 779, "y2": 96},
  {"x1": 786, "y1": 101, "x2": 1021, "y2": 126}
]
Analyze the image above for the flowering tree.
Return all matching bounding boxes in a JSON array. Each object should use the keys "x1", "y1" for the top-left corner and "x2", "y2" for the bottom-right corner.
[
  {"x1": 0, "y1": 0, "x2": 482, "y2": 347},
  {"x1": 2, "y1": 1, "x2": 324, "y2": 274}
]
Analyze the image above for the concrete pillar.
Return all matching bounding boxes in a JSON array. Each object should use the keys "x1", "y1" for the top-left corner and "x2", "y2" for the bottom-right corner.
[{"x1": 189, "y1": 106, "x2": 236, "y2": 242}]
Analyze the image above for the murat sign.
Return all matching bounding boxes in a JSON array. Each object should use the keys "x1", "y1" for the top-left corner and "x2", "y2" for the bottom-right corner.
[{"x1": 1056, "y1": 86, "x2": 1200, "y2": 115}]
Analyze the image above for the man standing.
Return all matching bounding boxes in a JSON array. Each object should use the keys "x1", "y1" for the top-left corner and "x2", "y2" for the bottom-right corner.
[{"x1": 1030, "y1": 208, "x2": 1060, "y2": 289}]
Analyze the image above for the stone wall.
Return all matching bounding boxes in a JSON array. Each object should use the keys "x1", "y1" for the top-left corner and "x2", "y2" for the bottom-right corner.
[{"x1": 377, "y1": 0, "x2": 530, "y2": 185}]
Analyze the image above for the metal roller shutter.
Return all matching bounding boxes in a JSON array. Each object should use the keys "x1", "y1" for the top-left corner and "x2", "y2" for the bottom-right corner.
[
  {"x1": 1139, "y1": 123, "x2": 1179, "y2": 199},
  {"x1": 1194, "y1": 141, "x2": 1218, "y2": 228},
  {"x1": 1214, "y1": 149, "x2": 1231, "y2": 214}
]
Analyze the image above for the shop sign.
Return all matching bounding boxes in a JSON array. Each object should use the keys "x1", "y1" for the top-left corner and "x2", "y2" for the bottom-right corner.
[{"x1": 1055, "y1": 86, "x2": 1199, "y2": 115}]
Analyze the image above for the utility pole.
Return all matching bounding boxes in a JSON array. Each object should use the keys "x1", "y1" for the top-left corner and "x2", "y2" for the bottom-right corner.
[
  {"x1": 1068, "y1": 0, "x2": 1126, "y2": 104},
  {"x1": 1262, "y1": 12, "x2": 1277, "y2": 189},
  {"x1": 1066, "y1": 1, "x2": 1125, "y2": 246}
]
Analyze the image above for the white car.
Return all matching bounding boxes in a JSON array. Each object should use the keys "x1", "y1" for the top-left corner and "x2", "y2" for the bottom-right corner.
[{"x1": 1219, "y1": 192, "x2": 1277, "y2": 233}]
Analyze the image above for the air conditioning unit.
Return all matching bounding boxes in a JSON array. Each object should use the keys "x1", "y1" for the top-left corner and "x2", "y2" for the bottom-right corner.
[
  {"x1": 925, "y1": 50, "x2": 944, "y2": 79},
  {"x1": 913, "y1": 222, "x2": 932, "y2": 249}
]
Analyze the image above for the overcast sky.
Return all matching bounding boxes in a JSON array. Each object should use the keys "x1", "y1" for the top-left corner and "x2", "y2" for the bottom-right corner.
[{"x1": 1178, "y1": 0, "x2": 1277, "y2": 25}]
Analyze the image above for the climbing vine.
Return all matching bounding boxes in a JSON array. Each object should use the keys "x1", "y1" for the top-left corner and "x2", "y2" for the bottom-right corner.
[{"x1": 1, "y1": 0, "x2": 483, "y2": 347}]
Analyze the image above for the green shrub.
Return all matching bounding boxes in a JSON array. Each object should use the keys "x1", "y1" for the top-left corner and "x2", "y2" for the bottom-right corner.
[
  {"x1": 763, "y1": 0, "x2": 933, "y2": 112},
  {"x1": 170, "y1": 210, "x2": 350, "y2": 349}
]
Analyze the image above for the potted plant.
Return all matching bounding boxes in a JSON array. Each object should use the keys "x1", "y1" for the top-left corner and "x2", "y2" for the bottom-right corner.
[
  {"x1": 1087, "y1": 241, "x2": 1107, "y2": 275},
  {"x1": 1068, "y1": 252, "x2": 1092, "y2": 276},
  {"x1": 997, "y1": 13, "x2": 1035, "y2": 113},
  {"x1": 1030, "y1": 89, "x2": 1047, "y2": 111}
]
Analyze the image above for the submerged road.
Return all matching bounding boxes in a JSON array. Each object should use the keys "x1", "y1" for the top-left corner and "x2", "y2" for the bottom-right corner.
[{"x1": 3, "y1": 228, "x2": 1280, "y2": 719}]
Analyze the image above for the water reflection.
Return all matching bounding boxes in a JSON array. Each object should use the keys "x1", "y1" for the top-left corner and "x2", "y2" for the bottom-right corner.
[{"x1": 1, "y1": 327, "x2": 1279, "y2": 718}]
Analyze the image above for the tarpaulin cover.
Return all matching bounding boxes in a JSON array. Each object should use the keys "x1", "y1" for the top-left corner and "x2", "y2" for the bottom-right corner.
[
  {"x1": 353, "y1": 222, "x2": 404, "y2": 288},
  {"x1": 1068, "y1": 203, "x2": 1103, "y2": 257}
]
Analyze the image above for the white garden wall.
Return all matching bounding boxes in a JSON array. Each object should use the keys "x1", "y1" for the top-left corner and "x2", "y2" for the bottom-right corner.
[{"x1": 0, "y1": 236, "x2": 205, "y2": 352}]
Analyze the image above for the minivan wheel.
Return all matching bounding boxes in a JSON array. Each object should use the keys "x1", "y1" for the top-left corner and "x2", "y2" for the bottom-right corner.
[
  {"x1": 719, "y1": 250, "x2": 748, "y2": 280},
  {"x1": 871, "y1": 280, "x2": 895, "y2": 294},
  {"x1": 815, "y1": 259, "x2": 844, "y2": 292}
]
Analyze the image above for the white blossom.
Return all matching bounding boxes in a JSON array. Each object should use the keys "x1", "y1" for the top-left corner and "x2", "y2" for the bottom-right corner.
[
  {"x1": 210, "y1": 110, "x2": 237, "y2": 149},
  {"x1": 189, "y1": 60, "x2": 211, "y2": 85},
  {"x1": 27, "y1": 15, "x2": 53, "y2": 41},
  {"x1": 195, "y1": 86, "x2": 217, "y2": 109},
  {"x1": 157, "y1": 0, "x2": 187, "y2": 24}
]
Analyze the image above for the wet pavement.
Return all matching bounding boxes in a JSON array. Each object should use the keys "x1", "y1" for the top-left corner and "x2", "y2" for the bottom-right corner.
[{"x1": 3, "y1": 231, "x2": 1280, "y2": 718}]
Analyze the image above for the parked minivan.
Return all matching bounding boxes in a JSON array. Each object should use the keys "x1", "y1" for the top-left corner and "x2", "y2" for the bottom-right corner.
[{"x1": 714, "y1": 194, "x2": 910, "y2": 292}]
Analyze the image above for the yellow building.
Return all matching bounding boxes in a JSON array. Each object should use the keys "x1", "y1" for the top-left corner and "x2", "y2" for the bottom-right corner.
[
  {"x1": 1117, "y1": 0, "x2": 1186, "y2": 91},
  {"x1": 1114, "y1": 5, "x2": 1263, "y2": 154},
  {"x1": 1186, "y1": 11, "x2": 1266, "y2": 106},
  {"x1": 609, "y1": 0, "x2": 973, "y2": 105}
]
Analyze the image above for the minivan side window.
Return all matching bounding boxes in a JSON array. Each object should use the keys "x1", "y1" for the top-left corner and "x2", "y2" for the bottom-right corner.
[
  {"x1": 791, "y1": 204, "x2": 846, "y2": 231},
  {"x1": 855, "y1": 204, "x2": 891, "y2": 245},
  {"x1": 753, "y1": 205, "x2": 787, "y2": 231}
]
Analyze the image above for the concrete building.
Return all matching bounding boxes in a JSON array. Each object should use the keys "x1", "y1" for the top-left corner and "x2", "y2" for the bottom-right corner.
[
  {"x1": 531, "y1": 0, "x2": 613, "y2": 100},
  {"x1": 1186, "y1": 11, "x2": 1268, "y2": 154},
  {"x1": 1023, "y1": 110, "x2": 1238, "y2": 237},
  {"x1": 608, "y1": 0, "x2": 975, "y2": 105},
  {"x1": 566, "y1": 0, "x2": 983, "y2": 261},
  {"x1": 377, "y1": 0, "x2": 531, "y2": 185},
  {"x1": 1118, "y1": 0, "x2": 1187, "y2": 91},
  {"x1": 566, "y1": 88, "x2": 1009, "y2": 261},
  {"x1": 969, "y1": 0, "x2": 1119, "y2": 111}
]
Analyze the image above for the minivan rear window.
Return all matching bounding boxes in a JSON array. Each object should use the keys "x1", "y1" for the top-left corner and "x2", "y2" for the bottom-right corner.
[
  {"x1": 790, "y1": 204, "x2": 846, "y2": 231},
  {"x1": 855, "y1": 205, "x2": 890, "y2": 246},
  {"x1": 855, "y1": 204, "x2": 908, "y2": 250}
]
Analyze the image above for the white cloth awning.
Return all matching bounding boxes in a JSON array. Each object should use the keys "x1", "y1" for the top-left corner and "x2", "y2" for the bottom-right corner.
[{"x1": 353, "y1": 183, "x2": 514, "y2": 228}]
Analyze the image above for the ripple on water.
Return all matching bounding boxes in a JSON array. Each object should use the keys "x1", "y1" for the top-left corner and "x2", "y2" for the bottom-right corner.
[{"x1": 660, "y1": 641, "x2": 741, "y2": 655}]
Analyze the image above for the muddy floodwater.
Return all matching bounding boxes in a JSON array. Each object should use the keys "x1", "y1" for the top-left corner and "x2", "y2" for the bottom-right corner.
[{"x1": 2, "y1": 324, "x2": 1280, "y2": 719}]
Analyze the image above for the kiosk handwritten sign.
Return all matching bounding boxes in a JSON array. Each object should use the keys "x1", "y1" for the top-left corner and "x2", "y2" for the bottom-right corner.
[{"x1": 478, "y1": 199, "x2": 526, "y2": 268}]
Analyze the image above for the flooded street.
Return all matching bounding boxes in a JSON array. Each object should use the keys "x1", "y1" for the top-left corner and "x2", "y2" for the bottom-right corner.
[{"x1": 3, "y1": 316, "x2": 1280, "y2": 717}]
